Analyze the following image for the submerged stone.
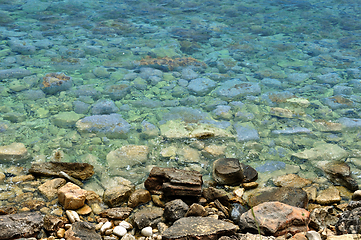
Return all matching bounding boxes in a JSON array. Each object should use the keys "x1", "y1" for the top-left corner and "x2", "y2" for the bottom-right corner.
[
  {"x1": 76, "y1": 114, "x2": 131, "y2": 138},
  {"x1": 213, "y1": 79, "x2": 261, "y2": 100},
  {"x1": 0, "y1": 68, "x2": 32, "y2": 80},
  {"x1": 291, "y1": 143, "x2": 348, "y2": 162},
  {"x1": 0, "y1": 142, "x2": 29, "y2": 162},
  {"x1": 41, "y1": 72, "x2": 72, "y2": 94}
]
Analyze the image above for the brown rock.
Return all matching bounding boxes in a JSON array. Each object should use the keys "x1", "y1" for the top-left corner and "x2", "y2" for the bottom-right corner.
[
  {"x1": 162, "y1": 217, "x2": 239, "y2": 240},
  {"x1": 241, "y1": 163, "x2": 258, "y2": 183},
  {"x1": 128, "y1": 189, "x2": 151, "y2": 208},
  {"x1": 212, "y1": 158, "x2": 244, "y2": 185},
  {"x1": 238, "y1": 201, "x2": 310, "y2": 236},
  {"x1": 0, "y1": 172, "x2": 5, "y2": 183},
  {"x1": 43, "y1": 214, "x2": 64, "y2": 232},
  {"x1": 248, "y1": 187, "x2": 308, "y2": 208},
  {"x1": 0, "y1": 142, "x2": 29, "y2": 162},
  {"x1": 8, "y1": 174, "x2": 35, "y2": 183},
  {"x1": 76, "y1": 205, "x2": 92, "y2": 215},
  {"x1": 107, "y1": 145, "x2": 149, "y2": 169},
  {"x1": 64, "y1": 221, "x2": 101, "y2": 240},
  {"x1": 103, "y1": 184, "x2": 135, "y2": 207},
  {"x1": 99, "y1": 207, "x2": 133, "y2": 220},
  {"x1": 132, "y1": 207, "x2": 164, "y2": 229},
  {"x1": 38, "y1": 178, "x2": 67, "y2": 200},
  {"x1": 315, "y1": 187, "x2": 341, "y2": 205},
  {"x1": 0, "y1": 212, "x2": 43, "y2": 239},
  {"x1": 273, "y1": 174, "x2": 312, "y2": 188},
  {"x1": 145, "y1": 167, "x2": 202, "y2": 197},
  {"x1": 29, "y1": 161, "x2": 94, "y2": 180},
  {"x1": 58, "y1": 182, "x2": 88, "y2": 210},
  {"x1": 242, "y1": 182, "x2": 258, "y2": 190},
  {"x1": 185, "y1": 203, "x2": 208, "y2": 217},
  {"x1": 202, "y1": 187, "x2": 230, "y2": 205}
]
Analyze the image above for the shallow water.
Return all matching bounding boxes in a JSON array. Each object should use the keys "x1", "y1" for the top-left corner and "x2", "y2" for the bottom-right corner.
[{"x1": 0, "y1": 0, "x2": 361, "y2": 192}]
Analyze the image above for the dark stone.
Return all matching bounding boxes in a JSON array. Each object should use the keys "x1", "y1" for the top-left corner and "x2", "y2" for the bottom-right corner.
[
  {"x1": 212, "y1": 158, "x2": 244, "y2": 185},
  {"x1": 0, "y1": 212, "x2": 43, "y2": 240},
  {"x1": 132, "y1": 207, "x2": 164, "y2": 229},
  {"x1": 99, "y1": 207, "x2": 133, "y2": 220},
  {"x1": 320, "y1": 161, "x2": 359, "y2": 191},
  {"x1": 164, "y1": 199, "x2": 189, "y2": 222},
  {"x1": 248, "y1": 187, "x2": 308, "y2": 208},
  {"x1": 144, "y1": 167, "x2": 202, "y2": 197},
  {"x1": 202, "y1": 187, "x2": 230, "y2": 205},
  {"x1": 240, "y1": 163, "x2": 258, "y2": 183},
  {"x1": 65, "y1": 221, "x2": 102, "y2": 240},
  {"x1": 29, "y1": 162, "x2": 94, "y2": 180},
  {"x1": 162, "y1": 217, "x2": 239, "y2": 240},
  {"x1": 336, "y1": 206, "x2": 361, "y2": 234},
  {"x1": 0, "y1": 206, "x2": 17, "y2": 215},
  {"x1": 103, "y1": 185, "x2": 135, "y2": 207},
  {"x1": 43, "y1": 214, "x2": 64, "y2": 232}
]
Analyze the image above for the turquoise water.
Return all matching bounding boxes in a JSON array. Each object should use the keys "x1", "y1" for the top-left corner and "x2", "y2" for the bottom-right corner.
[{"x1": 0, "y1": 0, "x2": 361, "y2": 191}]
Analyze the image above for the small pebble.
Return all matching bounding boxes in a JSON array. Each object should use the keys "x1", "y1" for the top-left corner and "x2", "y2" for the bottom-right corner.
[
  {"x1": 119, "y1": 220, "x2": 133, "y2": 229},
  {"x1": 66, "y1": 210, "x2": 80, "y2": 223},
  {"x1": 101, "y1": 221, "x2": 112, "y2": 233},
  {"x1": 141, "y1": 226, "x2": 152, "y2": 237},
  {"x1": 113, "y1": 225, "x2": 127, "y2": 237}
]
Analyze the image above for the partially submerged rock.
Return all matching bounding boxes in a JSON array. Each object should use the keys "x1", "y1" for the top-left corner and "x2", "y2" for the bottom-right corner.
[
  {"x1": 212, "y1": 158, "x2": 244, "y2": 185},
  {"x1": 0, "y1": 142, "x2": 29, "y2": 162},
  {"x1": 29, "y1": 162, "x2": 94, "y2": 180},
  {"x1": 145, "y1": 167, "x2": 202, "y2": 197},
  {"x1": 162, "y1": 216, "x2": 239, "y2": 240}
]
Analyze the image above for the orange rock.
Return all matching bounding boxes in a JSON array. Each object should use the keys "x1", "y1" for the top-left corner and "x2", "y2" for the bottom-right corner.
[{"x1": 58, "y1": 182, "x2": 87, "y2": 210}]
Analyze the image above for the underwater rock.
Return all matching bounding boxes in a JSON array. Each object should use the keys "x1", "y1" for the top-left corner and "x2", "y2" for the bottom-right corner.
[
  {"x1": 233, "y1": 122, "x2": 259, "y2": 142},
  {"x1": 51, "y1": 111, "x2": 84, "y2": 128},
  {"x1": 76, "y1": 114, "x2": 131, "y2": 138},
  {"x1": 272, "y1": 127, "x2": 311, "y2": 135},
  {"x1": 338, "y1": 117, "x2": 361, "y2": 129},
  {"x1": 187, "y1": 77, "x2": 217, "y2": 96},
  {"x1": 316, "y1": 72, "x2": 341, "y2": 85},
  {"x1": 104, "y1": 83, "x2": 131, "y2": 100},
  {"x1": 0, "y1": 142, "x2": 29, "y2": 162},
  {"x1": 41, "y1": 72, "x2": 72, "y2": 94},
  {"x1": 29, "y1": 162, "x2": 94, "y2": 180},
  {"x1": 213, "y1": 79, "x2": 261, "y2": 100},
  {"x1": 291, "y1": 143, "x2": 348, "y2": 162},
  {"x1": 107, "y1": 145, "x2": 149, "y2": 169},
  {"x1": 0, "y1": 68, "x2": 32, "y2": 80},
  {"x1": 91, "y1": 99, "x2": 119, "y2": 115},
  {"x1": 8, "y1": 38, "x2": 36, "y2": 54}
]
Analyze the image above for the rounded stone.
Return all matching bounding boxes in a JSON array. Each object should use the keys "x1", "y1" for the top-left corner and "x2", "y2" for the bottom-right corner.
[
  {"x1": 141, "y1": 226, "x2": 153, "y2": 237},
  {"x1": 113, "y1": 226, "x2": 127, "y2": 237},
  {"x1": 212, "y1": 158, "x2": 244, "y2": 185},
  {"x1": 164, "y1": 199, "x2": 189, "y2": 222}
]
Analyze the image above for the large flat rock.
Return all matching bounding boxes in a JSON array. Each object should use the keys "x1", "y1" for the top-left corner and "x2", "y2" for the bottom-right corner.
[
  {"x1": 162, "y1": 217, "x2": 239, "y2": 240},
  {"x1": 29, "y1": 162, "x2": 94, "y2": 180},
  {"x1": 0, "y1": 212, "x2": 43, "y2": 239}
]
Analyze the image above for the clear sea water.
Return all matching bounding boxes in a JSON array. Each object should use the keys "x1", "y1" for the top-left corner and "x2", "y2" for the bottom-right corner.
[{"x1": 1, "y1": 0, "x2": 361, "y2": 194}]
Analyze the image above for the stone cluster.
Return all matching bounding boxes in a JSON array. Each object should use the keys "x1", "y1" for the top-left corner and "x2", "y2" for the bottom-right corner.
[{"x1": 0, "y1": 159, "x2": 360, "y2": 240}]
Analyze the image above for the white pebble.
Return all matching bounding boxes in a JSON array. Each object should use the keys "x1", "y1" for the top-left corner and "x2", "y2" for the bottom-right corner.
[
  {"x1": 141, "y1": 226, "x2": 152, "y2": 237},
  {"x1": 65, "y1": 210, "x2": 80, "y2": 223},
  {"x1": 119, "y1": 221, "x2": 133, "y2": 230},
  {"x1": 101, "y1": 221, "x2": 112, "y2": 233},
  {"x1": 113, "y1": 226, "x2": 127, "y2": 237}
]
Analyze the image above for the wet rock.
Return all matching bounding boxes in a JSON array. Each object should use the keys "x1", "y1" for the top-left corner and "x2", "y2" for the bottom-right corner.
[
  {"x1": 185, "y1": 203, "x2": 208, "y2": 217},
  {"x1": 107, "y1": 145, "x2": 149, "y2": 169},
  {"x1": 140, "y1": 120, "x2": 160, "y2": 139},
  {"x1": 99, "y1": 207, "x2": 133, "y2": 220},
  {"x1": 316, "y1": 161, "x2": 358, "y2": 191},
  {"x1": 38, "y1": 178, "x2": 66, "y2": 200},
  {"x1": 29, "y1": 162, "x2": 94, "y2": 180},
  {"x1": 213, "y1": 79, "x2": 261, "y2": 100},
  {"x1": 91, "y1": 99, "x2": 119, "y2": 115},
  {"x1": 145, "y1": 167, "x2": 202, "y2": 197},
  {"x1": 76, "y1": 114, "x2": 131, "y2": 138},
  {"x1": 164, "y1": 199, "x2": 189, "y2": 222},
  {"x1": 104, "y1": 83, "x2": 131, "y2": 100},
  {"x1": 103, "y1": 184, "x2": 135, "y2": 207},
  {"x1": 162, "y1": 216, "x2": 239, "y2": 240},
  {"x1": 238, "y1": 201, "x2": 310, "y2": 236},
  {"x1": 127, "y1": 189, "x2": 151, "y2": 208},
  {"x1": 255, "y1": 161, "x2": 286, "y2": 173},
  {"x1": 93, "y1": 66, "x2": 110, "y2": 78},
  {"x1": 132, "y1": 207, "x2": 164, "y2": 229},
  {"x1": 58, "y1": 182, "x2": 88, "y2": 210},
  {"x1": 41, "y1": 72, "x2": 72, "y2": 94},
  {"x1": 272, "y1": 127, "x2": 311, "y2": 135},
  {"x1": 8, "y1": 38, "x2": 36, "y2": 54},
  {"x1": 0, "y1": 212, "x2": 43, "y2": 239},
  {"x1": 43, "y1": 214, "x2": 64, "y2": 232},
  {"x1": 352, "y1": 190, "x2": 361, "y2": 200},
  {"x1": 212, "y1": 158, "x2": 244, "y2": 185},
  {"x1": 315, "y1": 187, "x2": 341, "y2": 205},
  {"x1": 272, "y1": 174, "x2": 312, "y2": 188},
  {"x1": 241, "y1": 163, "x2": 258, "y2": 183},
  {"x1": 0, "y1": 68, "x2": 32, "y2": 81},
  {"x1": 316, "y1": 72, "x2": 341, "y2": 85},
  {"x1": 309, "y1": 206, "x2": 339, "y2": 231},
  {"x1": 291, "y1": 143, "x2": 348, "y2": 163},
  {"x1": 65, "y1": 221, "x2": 102, "y2": 240},
  {"x1": 248, "y1": 187, "x2": 308, "y2": 208},
  {"x1": 202, "y1": 187, "x2": 230, "y2": 204},
  {"x1": 0, "y1": 142, "x2": 29, "y2": 162}
]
